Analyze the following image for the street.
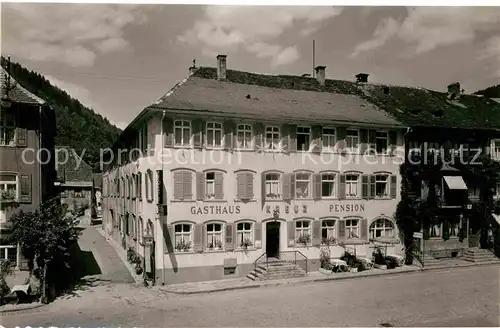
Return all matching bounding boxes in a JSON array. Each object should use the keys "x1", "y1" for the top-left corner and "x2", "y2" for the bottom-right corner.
[{"x1": 2, "y1": 265, "x2": 499, "y2": 327}]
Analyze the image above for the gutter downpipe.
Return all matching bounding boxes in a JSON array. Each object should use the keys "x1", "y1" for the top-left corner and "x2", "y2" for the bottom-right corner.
[{"x1": 161, "y1": 109, "x2": 166, "y2": 286}]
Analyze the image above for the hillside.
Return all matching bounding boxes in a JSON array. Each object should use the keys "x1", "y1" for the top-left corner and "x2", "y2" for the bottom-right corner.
[
  {"x1": 1, "y1": 57, "x2": 121, "y2": 172},
  {"x1": 474, "y1": 84, "x2": 500, "y2": 98}
]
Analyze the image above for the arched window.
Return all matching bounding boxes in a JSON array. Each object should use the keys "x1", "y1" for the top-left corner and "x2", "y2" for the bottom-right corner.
[
  {"x1": 321, "y1": 218, "x2": 336, "y2": 244},
  {"x1": 145, "y1": 170, "x2": 154, "y2": 201},
  {"x1": 173, "y1": 222, "x2": 193, "y2": 252},
  {"x1": 295, "y1": 219, "x2": 312, "y2": 246},
  {"x1": 236, "y1": 221, "x2": 253, "y2": 248},
  {"x1": 206, "y1": 222, "x2": 224, "y2": 250},
  {"x1": 138, "y1": 217, "x2": 144, "y2": 243},
  {"x1": 369, "y1": 218, "x2": 395, "y2": 239}
]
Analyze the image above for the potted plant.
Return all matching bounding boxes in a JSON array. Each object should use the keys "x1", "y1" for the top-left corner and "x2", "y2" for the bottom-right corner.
[
  {"x1": 215, "y1": 240, "x2": 223, "y2": 250},
  {"x1": 241, "y1": 238, "x2": 253, "y2": 249},
  {"x1": 319, "y1": 248, "x2": 333, "y2": 275},
  {"x1": 372, "y1": 248, "x2": 387, "y2": 270},
  {"x1": 322, "y1": 236, "x2": 337, "y2": 246},
  {"x1": 296, "y1": 234, "x2": 311, "y2": 247},
  {"x1": 175, "y1": 240, "x2": 191, "y2": 252},
  {"x1": 208, "y1": 242, "x2": 214, "y2": 250}
]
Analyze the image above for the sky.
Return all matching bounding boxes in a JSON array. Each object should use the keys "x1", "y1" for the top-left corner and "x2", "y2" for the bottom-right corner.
[{"x1": 2, "y1": 4, "x2": 500, "y2": 130}]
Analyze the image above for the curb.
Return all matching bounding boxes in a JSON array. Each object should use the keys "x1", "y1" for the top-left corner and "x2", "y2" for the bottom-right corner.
[
  {"x1": 161, "y1": 262, "x2": 500, "y2": 295},
  {"x1": 95, "y1": 227, "x2": 144, "y2": 285},
  {"x1": 0, "y1": 303, "x2": 45, "y2": 315}
]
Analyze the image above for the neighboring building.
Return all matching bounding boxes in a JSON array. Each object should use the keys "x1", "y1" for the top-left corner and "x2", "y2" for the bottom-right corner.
[
  {"x1": 102, "y1": 55, "x2": 407, "y2": 285},
  {"x1": 55, "y1": 146, "x2": 94, "y2": 220},
  {"x1": 93, "y1": 173, "x2": 103, "y2": 219},
  {"x1": 0, "y1": 65, "x2": 56, "y2": 269}
]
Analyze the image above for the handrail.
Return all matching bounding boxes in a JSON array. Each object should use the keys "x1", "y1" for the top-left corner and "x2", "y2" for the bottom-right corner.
[
  {"x1": 253, "y1": 251, "x2": 309, "y2": 273},
  {"x1": 254, "y1": 252, "x2": 268, "y2": 271}
]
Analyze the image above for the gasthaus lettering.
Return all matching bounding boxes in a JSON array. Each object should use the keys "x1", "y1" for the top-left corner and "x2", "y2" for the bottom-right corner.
[{"x1": 191, "y1": 205, "x2": 241, "y2": 215}]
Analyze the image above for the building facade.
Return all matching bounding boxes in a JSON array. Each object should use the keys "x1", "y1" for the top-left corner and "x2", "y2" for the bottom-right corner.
[
  {"x1": 0, "y1": 65, "x2": 56, "y2": 269},
  {"x1": 102, "y1": 56, "x2": 406, "y2": 284}
]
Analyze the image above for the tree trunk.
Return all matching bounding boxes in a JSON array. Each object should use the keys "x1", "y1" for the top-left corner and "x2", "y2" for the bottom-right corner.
[{"x1": 41, "y1": 262, "x2": 48, "y2": 304}]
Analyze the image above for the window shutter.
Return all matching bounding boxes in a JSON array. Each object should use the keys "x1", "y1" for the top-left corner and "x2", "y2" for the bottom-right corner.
[
  {"x1": 338, "y1": 220, "x2": 346, "y2": 239},
  {"x1": 163, "y1": 116, "x2": 174, "y2": 147},
  {"x1": 311, "y1": 125, "x2": 322, "y2": 153},
  {"x1": 223, "y1": 121, "x2": 234, "y2": 151},
  {"x1": 150, "y1": 172, "x2": 155, "y2": 201},
  {"x1": 287, "y1": 221, "x2": 295, "y2": 247},
  {"x1": 225, "y1": 223, "x2": 234, "y2": 251},
  {"x1": 196, "y1": 172, "x2": 205, "y2": 201},
  {"x1": 360, "y1": 219, "x2": 368, "y2": 240},
  {"x1": 192, "y1": 119, "x2": 203, "y2": 149},
  {"x1": 368, "y1": 130, "x2": 376, "y2": 147},
  {"x1": 254, "y1": 222, "x2": 262, "y2": 249},
  {"x1": 193, "y1": 224, "x2": 204, "y2": 253},
  {"x1": 245, "y1": 172, "x2": 254, "y2": 200},
  {"x1": 138, "y1": 173, "x2": 142, "y2": 199},
  {"x1": 389, "y1": 131, "x2": 398, "y2": 155},
  {"x1": 254, "y1": 123, "x2": 264, "y2": 151},
  {"x1": 288, "y1": 125, "x2": 297, "y2": 152},
  {"x1": 370, "y1": 175, "x2": 376, "y2": 199},
  {"x1": 261, "y1": 172, "x2": 266, "y2": 208},
  {"x1": 290, "y1": 174, "x2": 296, "y2": 199},
  {"x1": 361, "y1": 175, "x2": 369, "y2": 199},
  {"x1": 214, "y1": 171, "x2": 224, "y2": 200},
  {"x1": 283, "y1": 173, "x2": 291, "y2": 201},
  {"x1": 173, "y1": 171, "x2": 183, "y2": 200},
  {"x1": 165, "y1": 224, "x2": 174, "y2": 252},
  {"x1": 312, "y1": 220, "x2": 321, "y2": 246},
  {"x1": 19, "y1": 174, "x2": 31, "y2": 203},
  {"x1": 313, "y1": 173, "x2": 322, "y2": 200},
  {"x1": 390, "y1": 175, "x2": 398, "y2": 199},
  {"x1": 281, "y1": 124, "x2": 289, "y2": 151},
  {"x1": 338, "y1": 174, "x2": 346, "y2": 199},
  {"x1": 236, "y1": 172, "x2": 245, "y2": 200},
  {"x1": 15, "y1": 128, "x2": 27, "y2": 147},
  {"x1": 359, "y1": 129, "x2": 368, "y2": 154}
]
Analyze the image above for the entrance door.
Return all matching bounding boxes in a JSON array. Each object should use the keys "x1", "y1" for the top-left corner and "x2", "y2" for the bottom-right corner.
[{"x1": 266, "y1": 222, "x2": 280, "y2": 259}]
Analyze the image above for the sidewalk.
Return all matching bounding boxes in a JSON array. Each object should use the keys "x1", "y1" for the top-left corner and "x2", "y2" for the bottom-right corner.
[{"x1": 158, "y1": 260, "x2": 500, "y2": 295}]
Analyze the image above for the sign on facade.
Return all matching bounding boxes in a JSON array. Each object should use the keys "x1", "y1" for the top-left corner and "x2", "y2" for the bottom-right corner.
[
  {"x1": 190, "y1": 205, "x2": 241, "y2": 215},
  {"x1": 413, "y1": 232, "x2": 423, "y2": 239},
  {"x1": 329, "y1": 204, "x2": 365, "y2": 213}
]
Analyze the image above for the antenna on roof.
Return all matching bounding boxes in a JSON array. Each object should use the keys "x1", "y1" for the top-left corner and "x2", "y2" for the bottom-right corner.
[{"x1": 312, "y1": 39, "x2": 316, "y2": 79}]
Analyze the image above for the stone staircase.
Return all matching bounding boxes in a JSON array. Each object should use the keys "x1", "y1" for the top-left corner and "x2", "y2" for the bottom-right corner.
[
  {"x1": 247, "y1": 258, "x2": 307, "y2": 281},
  {"x1": 421, "y1": 253, "x2": 441, "y2": 267},
  {"x1": 463, "y1": 247, "x2": 500, "y2": 264}
]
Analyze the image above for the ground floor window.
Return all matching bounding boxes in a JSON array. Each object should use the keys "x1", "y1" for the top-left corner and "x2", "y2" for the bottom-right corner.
[
  {"x1": 0, "y1": 245, "x2": 17, "y2": 265},
  {"x1": 430, "y1": 224, "x2": 441, "y2": 238},
  {"x1": 206, "y1": 223, "x2": 223, "y2": 249},
  {"x1": 448, "y1": 222, "x2": 459, "y2": 237},
  {"x1": 321, "y1": 219, "x2": 336, "y2": 244},
  {"x1": 369, "y1": 218, "x2": 394, "y2": 239},
  {"x1": 237, "y1": 222, "x2": 253, "y2": 248},
  {"x1": 174, "y1": 223, "x2": 192, "y2": 251},
  {"x1": 295, "y1": 220, "x2": 311, "y2": 245},
  {"x1": 345, "y1": 219, "x2": 359, "y2": 238}
]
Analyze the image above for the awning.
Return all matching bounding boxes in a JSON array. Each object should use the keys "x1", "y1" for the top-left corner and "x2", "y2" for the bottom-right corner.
[
  {"x1": 492, "y1": 213, "x2": 500, "y2": 226},
  {"x1": 443, "y1": 176, "x2": 468, "y2": 190}
]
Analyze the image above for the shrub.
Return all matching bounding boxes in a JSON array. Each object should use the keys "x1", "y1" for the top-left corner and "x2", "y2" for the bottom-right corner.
[
  {"x1": 319, "y1": 248, "x2": 331, "y2": 269},
  {"x1": 372, "y1": 248, "x2": 386, "y2": 266}
]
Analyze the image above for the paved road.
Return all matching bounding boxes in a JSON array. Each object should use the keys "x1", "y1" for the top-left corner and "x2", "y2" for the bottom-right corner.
[
  {"x1": 77, "y1": 225, "x2": 134, "y2": 284},
  {"x1": 3, "y1": 265, "x2": 499, "y2": 327}
]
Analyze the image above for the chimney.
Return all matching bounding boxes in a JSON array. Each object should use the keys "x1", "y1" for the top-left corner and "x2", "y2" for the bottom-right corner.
[
  {"x1": 355, "y1": 73, "x2": 369, "y2": 83},
  {"x1": 314, "y1": 66, "x2": 326, "y2": 86},
  {"x1": 447, "y1": 82, "x2": 460, "y2": 99},
  {"x1": 217, "y1": 54, "x2": 227, "y2": 81}
]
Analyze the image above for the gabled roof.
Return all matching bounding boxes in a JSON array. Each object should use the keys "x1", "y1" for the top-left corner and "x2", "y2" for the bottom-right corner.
[
  {"x1": 55, "y1": 146, "x2": 93, "y2": 183},
  {"x1": 152, "y1": 67, "x2": 500, "y2": 130},
  {"x1": 1, "y1": 66, "x2": 45, "y2": 105}
]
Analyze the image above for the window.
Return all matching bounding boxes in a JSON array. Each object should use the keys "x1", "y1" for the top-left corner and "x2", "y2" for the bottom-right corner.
[
  {"x1": 174, "y1": 120, "x2": 191, "y2": 146},
  {"x1": 430, "y1": 224, "x2": 441, "y2": 238},
  {"x1": 322, "y1": 128, "x2": 336, "y2": 151},
  {"x1": 237, "y1": 222, "x2": 253, "y2": 248},
  {"x1": 205, "y1": 172, "x2": 216, "y2": 199},
  {"x1": 136, "y1": 173, "x2": 142, "y2": 199},
  {"x1": 265, "y1": 173, "x2": 281, "y2": 199},
  {"x1": 138, "y1": 217, "x2": 144, "y2": 243},
  {"x1": 0, "y1": 110, "x2": 15, "y2": 146},
  {"x1": 297, "y1": 126, "x2": 311, "y2": 151},
  {"x1": 469, "y1": 187, "x2": 480, "y2": 199},
  {"x1": 346, "y1": 129, "x2": 359, "y2": 152},
  {"x1": 345, "y1": 219, "x2": 359, "y2": 238},
  {"x1": 0, "y1": 246, "x2": 17, "y2": 264},
  {"x1": 449, "y1": 222, "x2": 459, "y2": 237},
  {"x1": 321, "y1": 173, "x2": 336, "y2": 198},
  {"x1": 174, "y1": 223, "x2": 192, "y2": 251},
  {"x1": 345, "y1": 174, "x2": 359, "y2": 198},
  {"x1": 295, "y1": 220, "x2": 311, "y2": 244},
  {"x1": 206, "y1": 122, "x2": 223, "y2": 148},
  {"x1": 495, "y1": 183, "x2": 500, "y2": 198},
  {"x1": 369, "y1": 219, "x2": 394, "y2": 239},
  {"x1": 236, "y1": 124, "x2": 253, "y2": 149},
  {"x1": 492, "y1": 140, "x2": 500, "y2": 161},
  {"x1": 206, "y1": 223, "x2": 224, "y2": 249},
  {"x1": 265, "y1": 126, "x2": 280, "y2": 150},
  {"x1": 376, "y1": 131, "x2": 388, "y2": 154},
  {"x1": 321, "y1": 219, "x2": 336, "y2": 243},
  {"x1": 295, "y1": 172, "x2": 311, "y2": 199},
  {"x1": 375, "y1": 174, "x2": 389, "y2": 198},
  {"x1": 0, "y1": 173, "x2": 17, "y2": 201}
]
